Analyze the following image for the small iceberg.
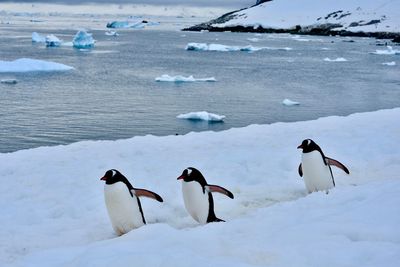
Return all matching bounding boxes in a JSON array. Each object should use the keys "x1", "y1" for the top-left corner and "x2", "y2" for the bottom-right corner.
[
  {"x1": 323, "y1": 57, "x2": 347, "y2": 62},
  {"x1": 73, "y1": 30, "x2": 95, "y2": 49},
  {"x1": 105, "y1": 30, "x2": 119, "y2": 36},
  {"x1": 177, "y1": 111, "x2": 225, "y2": 122},
  {"x1": 32, "y1": 32, "x2": 45, "y2": 43},
  {"x1": 45, "y1": 34, "x2": 62, "y2": 47},
  {"x1": 0, "y1": 58, "x2": 74, "y2": 73},
  {"x1": 106, "y1": 20, "x2": 153, "y2": 29},
  {"x1": 1, "y1": 79, "x2": 17, "y2": 84},
  {"x1": 371, "y1": 46, "x2": 400, "y2": 55},
  {"x1": 155, "y1": 74, "x2": 216, "y2": 83},
  {"x1": 382, "y1": 61, "x2": 396, "y2": 66},
  {"x1": 186, "y1": 43, "x2": 262, "y2": 52},
  {"x1": 282, "y1": 99, "x2": 300, "y2": 106}
]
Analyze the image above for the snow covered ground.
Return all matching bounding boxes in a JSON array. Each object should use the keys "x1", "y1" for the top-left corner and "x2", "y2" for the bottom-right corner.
[
  {"x1": 208, "y1": 0, "x2": 400, "y2": 34},
  {"x1": 1, "y1": 108, "x2": 400, "y2": 267}
]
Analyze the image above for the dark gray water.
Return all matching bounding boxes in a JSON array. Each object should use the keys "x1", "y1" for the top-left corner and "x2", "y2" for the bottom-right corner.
[{"x1": 1, "y1": 27, "x2": 399, "y2": 153}]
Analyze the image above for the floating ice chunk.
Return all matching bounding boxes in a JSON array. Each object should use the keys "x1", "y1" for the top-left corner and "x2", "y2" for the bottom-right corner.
[
  {"x1": 177, "y1": 111, "x2": 225, "y2": 122},
  {"x1": 0, "y1": 58, "x2": 73, "y2": 73},
  {"x1": 1, "y1": 79, "x2": 17, "y2": 84},
  {"x1": 185, "y1": 43, "x2": 290, "y2": 52},
  {"x1": 155, "y1": 74, "x2": 216, "y2": 82},
  {"x1": 73, "y1": 30, "x2": 95, "y2": 49},
  {"x1": 32, "y1": 32, "x2": 45, "y2": 43},
  {"x1": 106, "y1": 20, "x2": 147, "y2": 29},
  {"x1": 45, "y1": 34, "x2": 61, "y2": 47},
  {"x1": 371, "y1": 46, "x2": 400, "y2": 55},
  {"x1": 105, "y1": 30, "x2": 119, "y2": 36},
  {"x1": 282, "y1": 99, "x2": 300, "y2": 106},
  {"x1": 382, "y1": 61, "x2": 396, "y2": 66},
  {"x1": 323, "y1": 57, "x2": 348, "y2": 62}
]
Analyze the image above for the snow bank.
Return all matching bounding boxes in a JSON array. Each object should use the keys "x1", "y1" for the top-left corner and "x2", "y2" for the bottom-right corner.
[
  {"x1": 0, "y1": 58, "x2": 74, "y2": 72},
  {"x1": 155, "y1": 74, "x2": 216, "y2": 82},
  {"x1": 1, "y1": 108, "x2": 400, "y2": 267},
  {"x1": 282, "y1": 99, "x2": 300, "y2": 106},
  {"x1": 177, "y1": 111, "x2": 225, "y2": 122},
  {"x1": 186, "y1": 43, "x2": 291, "y2": 52},
  {"x1": 324, "y1": 57, "x2": 348, "y2": 62},
  {"x1": 73, "y1": 30, "x2": 95, "y2": 49},
  {"x1": 371, "y1": 46, "x2": 400, "y2": 55}
]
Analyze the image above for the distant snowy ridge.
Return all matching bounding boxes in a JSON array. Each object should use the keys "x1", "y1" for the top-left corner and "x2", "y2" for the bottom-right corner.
[
  {"x1": 184, "y1": 0, "x2": 400, "y2": 42},
  {"x1": 0, "y1": 58, "x2": 73, "y2": 73},
  {"x1": 155, "y1": 74, "x2": 216, "y2": 82},
  {"x1": 177, "y1": 111, "x2": 225, "y2": 122}
]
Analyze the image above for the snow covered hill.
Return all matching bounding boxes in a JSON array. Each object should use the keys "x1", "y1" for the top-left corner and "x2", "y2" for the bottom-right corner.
[
  {"x1": 184, "y1": 0, "x2": 400, "y2": 41},
  {"x1": 1, "y1": 108, "x2": 400, "y2": 267}
]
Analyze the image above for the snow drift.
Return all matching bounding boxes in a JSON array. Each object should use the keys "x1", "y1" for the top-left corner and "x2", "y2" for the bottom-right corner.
[{"x1": 1, "y1": 108, "x2": 400, "y2": 267}]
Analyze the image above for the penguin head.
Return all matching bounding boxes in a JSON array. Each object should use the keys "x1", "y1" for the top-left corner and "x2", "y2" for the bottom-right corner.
[
  {"x1": 297, "y1": 139, "x2": 320, "y2": 153},
  {"x1": 100, "y1": 169, "x2": 126, "y2": 185},
  {"x1": 177, "y1": 167, "x2": 204, "y2": 182}
]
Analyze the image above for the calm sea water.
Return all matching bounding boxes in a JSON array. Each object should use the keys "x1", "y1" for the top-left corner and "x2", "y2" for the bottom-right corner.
[{"x1": 1, "y1": 23, "x2": 399, "y2": 153}]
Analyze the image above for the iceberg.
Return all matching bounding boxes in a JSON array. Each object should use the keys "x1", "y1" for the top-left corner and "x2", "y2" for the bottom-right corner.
[
  {"x1": 73, "y1": 30, "x2": 95, "y2": 49},
  {"x1": 155, "y1": 74, "x2": 216, "y2": 82},
  {"x1": 105, "y1": 30, "x2": 119, "y2": 36},
  {"x1": 106, "y1": 20, "x2": 146, "y2": 29},
  {"x1": 323, "y1": 57, "x2": 348, "y2": 62},
  {"x1": 282, "y1": 99, "x2": 300, "y2": 106},
  {"x1": 186, "y1": 43, "x2": 291, "y2": 52},
  {"x1": 0, "y1": 58, "x2": 74, "y2": 73},
  {"x1": 1, "y1": 79, "x2": 17, "y2": 84},
  {"x1": 371, "y1": 46, "x2": 400, "y2": 55},
  {"x1": 382, "y1": 61, "x2": 396, "y2": 66},
  {"x1": 32, "y1": 32, "x2": 45, "y2": 43},
  {"x1": 177, "y1": 111, "x2": 225, "y2": 122},
  {"x1": 45, "y1": 34, "x2": 62, "y2": 47}
]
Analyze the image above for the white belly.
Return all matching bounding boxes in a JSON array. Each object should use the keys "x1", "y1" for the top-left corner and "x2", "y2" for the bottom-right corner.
[
  {"x1": 302, "y1": 151, "x2": 334, "y2": 193},
  {"x1": 182, "y1": 181, "x2": 210, "y2": 224},
  {"x1": 104, "y1": 182, "x2": 145, "y2": 235}
]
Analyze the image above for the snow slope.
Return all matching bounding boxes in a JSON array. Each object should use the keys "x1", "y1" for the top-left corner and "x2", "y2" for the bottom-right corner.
[
  {"x1": 209, "y1": 0, "x2": 400, "y2": 34},
  {"x1": 1, "y1": 108, "x2": 400, "y2": 267}
]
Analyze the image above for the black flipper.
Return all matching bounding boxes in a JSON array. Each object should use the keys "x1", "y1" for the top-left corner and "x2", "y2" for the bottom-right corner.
[
  {"x1": 131, "y1": 188, "x2": 164, "y2": 202},
  {"x1": 326, "y1": 157, "x2": 350, "y2": 174},
  {"x1": 206, "y1": 185, "x2": 234, "y2": 199},
  {"x1": 298, "y1": 163, "x2": 303, "y2": 177}
]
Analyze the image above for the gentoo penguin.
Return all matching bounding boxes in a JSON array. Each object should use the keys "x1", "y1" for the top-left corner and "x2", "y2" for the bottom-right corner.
[
  {"x1": 297, "y1": 139, "x2": 350, "y2": 193},
  {"x1": 100, "y1": 169, "x2": 163, "y2": 235},
  {"x1": 177, "y1": 167, "x2": 234, "y2": 224}
]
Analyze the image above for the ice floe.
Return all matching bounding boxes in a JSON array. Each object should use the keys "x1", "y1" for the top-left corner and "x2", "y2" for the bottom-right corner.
[
  {"x1": 105, "y1": 30, "x2": 119, "y2": 36},
  {"x1": 45, "y1": 34, "x2": 62, "y2": 47},
  {"x1": 381, "y1": 61, "x2": 396, "y2": 66},
  {"x1": 155, "y1": 74, "x2": 216, "y2": 83},
  {"x1": 177, "y1": 111, "x2": 225, "y2": 122},
  {"x1": 106, "y1": 20, "x2": 158, "y2": 29},
  {"x1": 73, "y1": 30, "x2": 95, "y2": 49},
  {"x1": 1, "y1": 79, "x2": 17, "y2": 84},
  {"x1": 0, "y1": 58, "x2": 74, "y2": 72},
  {"x1": 323, "y1": 57, "x2": 348, "y2": 62},
  {"x1": 186, "y1": 43, "x2": 291, "y2": 52},
  {"x1": 32, "y1": 32, "x2": 45, "y2": 43},
  {"x1": 371, "y1": 46, "x2": 400, "y2": 55},
  {"x1": 282, "y1": 99, "x2": 300, "y2": 106}
]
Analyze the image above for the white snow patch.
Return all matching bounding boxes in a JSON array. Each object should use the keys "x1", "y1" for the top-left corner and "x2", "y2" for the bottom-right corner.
[
  {"x1": 177, "y1": 111, "x2": 225, "y2": 122},
  {"x1": 1, "y1": 108, "x2": 400, "y2": 267},
  {"x1": 0, "y1": 58, "x2": 74, "y2": 73},
  {"x1": 324, "y1": 57, "x2": 348, "y2": 62},
  {"x1": 155, "y1": 74, "x2": 216, "y2": 83},
  {"x1": 282, "y1": 99, "x2": 300, "y2": 106},
  {"x1": 382, "y1": 61, "x2": 396, "y2": 66}
]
